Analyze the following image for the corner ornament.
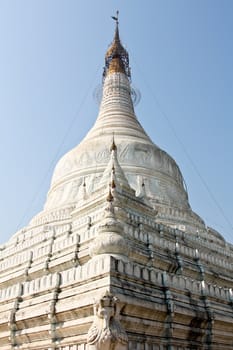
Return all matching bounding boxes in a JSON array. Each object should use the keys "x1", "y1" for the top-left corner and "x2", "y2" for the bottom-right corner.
[{"x1": 87, "y1": 291, "x2": 128, "y2": 350}]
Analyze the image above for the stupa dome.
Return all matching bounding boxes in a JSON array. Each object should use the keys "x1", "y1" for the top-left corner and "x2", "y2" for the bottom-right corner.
[{"x1": 31, "y1": 19, "x2": 205, "y2": 235}]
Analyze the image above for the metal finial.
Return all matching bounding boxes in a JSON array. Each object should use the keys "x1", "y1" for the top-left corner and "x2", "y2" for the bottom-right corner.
[
  {"x1": 103, "y1": 10, "x2": 131, "y2": 82},
  {"x1": 111, "y1": 10, "x2": 119, "y2": 24},
  {"x1": 110, "y1": 136, "x2": 117, "y2": 152}
]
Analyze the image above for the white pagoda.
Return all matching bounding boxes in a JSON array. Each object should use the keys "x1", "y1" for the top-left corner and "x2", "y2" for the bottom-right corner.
[{"x1": 0, "y1": 15, "x2": 233, "y2": 350}]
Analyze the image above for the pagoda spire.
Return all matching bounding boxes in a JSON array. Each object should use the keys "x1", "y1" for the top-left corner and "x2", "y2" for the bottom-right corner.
[{"x1": 103, "y1": 11, "x2": 131, "y2": 81}]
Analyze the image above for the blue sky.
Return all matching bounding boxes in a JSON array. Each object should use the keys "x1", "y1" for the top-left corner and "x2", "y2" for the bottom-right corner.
[{"x1": 0, "y1": 0, "x2": 233, "y2": 244}]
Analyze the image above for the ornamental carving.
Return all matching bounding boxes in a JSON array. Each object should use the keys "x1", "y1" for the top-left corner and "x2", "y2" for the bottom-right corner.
[
  {"x1": 89, "y1": 200, "x2": 129, "y2": 258},
  {"x1": 87, "y1": 291, "x2": 128, "y2": 350}
]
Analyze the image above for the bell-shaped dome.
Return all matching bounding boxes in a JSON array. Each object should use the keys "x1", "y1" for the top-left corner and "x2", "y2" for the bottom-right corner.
[{"x1": 30, "y1": 18, "x2": 205, "y2": 235}]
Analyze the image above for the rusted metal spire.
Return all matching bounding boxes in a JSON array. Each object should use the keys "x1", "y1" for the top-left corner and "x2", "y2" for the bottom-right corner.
[{"x1": 103, "y1": 11, "x2": 131, "y2": 81}]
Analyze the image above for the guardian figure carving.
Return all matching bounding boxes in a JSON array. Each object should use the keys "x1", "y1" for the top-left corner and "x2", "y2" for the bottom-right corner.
[{"x1": 87, "y1": 291, "x2": 128, "y2": 350}]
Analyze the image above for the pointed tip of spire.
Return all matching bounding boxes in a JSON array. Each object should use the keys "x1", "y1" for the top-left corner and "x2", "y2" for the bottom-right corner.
[
  {"x1": 110, "y1": 136, "x2": 117, "y2": 152},
  {"x1": 81, "y1": 177, "x2": 87, "y2": 200},
  {"x1": 112, "y1": 10, "x2": 120, "y2": 40}
]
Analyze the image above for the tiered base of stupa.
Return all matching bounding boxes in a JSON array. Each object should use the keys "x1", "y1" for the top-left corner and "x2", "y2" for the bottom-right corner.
[{"x1": 0, "y1": 163, "x2": 233, "y2": 349}]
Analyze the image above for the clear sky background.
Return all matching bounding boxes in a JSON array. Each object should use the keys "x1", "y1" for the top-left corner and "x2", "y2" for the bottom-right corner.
[{"x1": 0, "y1": 0, "x2": 233, "y2": 245}]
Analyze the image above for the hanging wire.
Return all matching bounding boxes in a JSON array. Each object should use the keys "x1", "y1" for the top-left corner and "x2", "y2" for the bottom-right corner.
[
  {"x1": 130, "y1": 52, "x2": 233, "y2": 237},
  {"x1": 15, "y1": 64, "x2": 101, "y2": 232}
]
